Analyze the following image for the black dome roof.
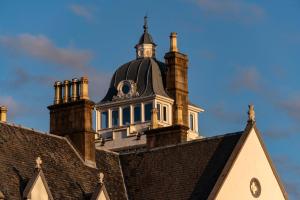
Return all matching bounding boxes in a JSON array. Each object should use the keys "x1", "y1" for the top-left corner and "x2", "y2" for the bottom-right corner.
[{"x1": 100, "y1": 58, "x2": 169, "y2": 103}]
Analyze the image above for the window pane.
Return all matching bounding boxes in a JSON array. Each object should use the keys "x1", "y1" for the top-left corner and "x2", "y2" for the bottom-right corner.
[
  {"x1": 157, "y1": 103, "x2": 161, "y2": 121},
  {"x1": 101, "y1": 111, "x2": 108, "y2": 129},
  {"x1": 122, "y1": 106, "x2": 130, "y2": 125},
  {"x1": 190, "y1": 113, "x2": 194, "y2": 131},
  {"x1": 134, "y1": 104, "x2": 141, "y2": 122},
  {"x1": 163, "y1": 106, "x2": 167, "y2": 121},
  {"x1": 145, "y1": 103, "x2": 153, "y2": 121},
  {"x1": 112, "y1": 110, "x2": 119, "y2": 127}
]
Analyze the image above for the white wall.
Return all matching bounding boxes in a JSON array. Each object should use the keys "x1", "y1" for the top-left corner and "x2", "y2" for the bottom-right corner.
[
  {"x1": 30, "y1": 176, "x2": 49, "y2": 200},
  {"x1": 214, "y1": 128, "x2": 286, "y2": 200}
]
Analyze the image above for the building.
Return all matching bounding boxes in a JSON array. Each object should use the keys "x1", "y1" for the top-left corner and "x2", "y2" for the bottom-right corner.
[{"x1": 0, "y1": 18, "x2": 288, "y2": 200}]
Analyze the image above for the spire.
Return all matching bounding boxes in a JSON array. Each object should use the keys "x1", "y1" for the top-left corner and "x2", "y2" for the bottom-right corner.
[
  {"x1": 143, "y1": 15, "x2": 148, "y2": 33},
  {"x1": 135, "y1": 16, "x2": 156, "y2": 58}
]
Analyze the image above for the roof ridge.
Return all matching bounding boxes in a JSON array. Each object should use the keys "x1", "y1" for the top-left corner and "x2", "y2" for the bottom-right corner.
[
  {"x1": 120, "y1": 131, "x2": 243, "y2": 155},
  {"x1": 0, "y1": 121, "x2": 65, "y2": 140}
]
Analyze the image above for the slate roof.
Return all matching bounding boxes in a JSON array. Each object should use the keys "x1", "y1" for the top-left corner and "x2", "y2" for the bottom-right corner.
[
  {"x1": 0, "y1": 122, "x2": 127, "y2": 200},
  {"x1": 119, "y1": 132, "x2": 242, "y2": 200},
  {"x1": 0, "y1": 121, "x2": 245, "y2": 199},
  {"x1": 100, "y1": 58, "x2": 169, "y2": 103}
]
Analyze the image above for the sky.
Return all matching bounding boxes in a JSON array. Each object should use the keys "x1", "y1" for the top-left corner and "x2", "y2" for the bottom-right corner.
[{"x1": 0, "y1": 0, "x2": 299, "y2": 198}]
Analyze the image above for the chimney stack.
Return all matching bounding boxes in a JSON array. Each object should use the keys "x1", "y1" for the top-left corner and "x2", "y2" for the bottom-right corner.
[
  {"x1": 165, "y1": 32, "x2": 189, "y2": 126},
  {"x1": 48, "y1": 76, "x2": 95, "y2": 166},
  {"x1": 145, "y1": 125, "x2": 188, "y2": 149},
  {"x1": 0, "y1": 106, "x2": 8, "y2": 122},
  {"x1": 170, "y1": 32, "x2": 178, "y2": 52}
]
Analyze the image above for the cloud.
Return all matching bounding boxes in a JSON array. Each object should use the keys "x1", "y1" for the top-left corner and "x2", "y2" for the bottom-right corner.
[
  {"x1": 230, "y1": 66, "x2": 261, "y2": 92},
  {"x1": 69, "y1": 4, "x2": 94, "y2": 21},
  {"x1": 209, "y1": 103, "x2": 244, "y2": 124},
  {"x1": 7, "y1": 67, "x2": 55, "y2": 89},
  {"x1": 0, "y1": 96, "x2": 26, "y2": 120},
  {"x1": 195, "y1": 0, "x2": 265, "y2": 23},
  {"x1": 0, "y1": 34, "x2": 92, "y2": 69},
  {"x1": 274, "y1": 155, "x2": 300, "y2": 199}
]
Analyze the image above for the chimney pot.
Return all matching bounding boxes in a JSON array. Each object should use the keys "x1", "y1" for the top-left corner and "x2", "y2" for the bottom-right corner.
[
  {"x1": 0, "y1": 106, "x2": 8, "y2": 123},
  {"x1": 63, "y1": 80, "x2": 71, "y2": 103},
  {"x1": 54, "y1": 81, "x2": 62, "y2": 104},
  {"x1": 170, "y1": 32, "x2": 178, "y2": 52},
  {"x1": 80, "y1": 76, "x2": 89, "y2": 100},
  {"x1": 71, "y1": 78, "x2": 79, "y2": 101}
]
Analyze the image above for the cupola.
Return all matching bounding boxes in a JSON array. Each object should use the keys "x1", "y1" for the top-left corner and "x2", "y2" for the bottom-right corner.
[{"x1": 135, "y1": 16, "x2": 156, "y2": 59}]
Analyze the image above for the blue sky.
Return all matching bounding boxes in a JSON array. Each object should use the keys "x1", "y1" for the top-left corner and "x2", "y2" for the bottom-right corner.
[{"x1": 0, "y1": 0, "x2": 299, "y2": 198}]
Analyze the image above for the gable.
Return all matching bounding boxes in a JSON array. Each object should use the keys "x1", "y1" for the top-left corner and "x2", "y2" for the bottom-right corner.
[
  {"x1": 212, "y1": 127, "x2": 287, "y2": 200},
  {"x1": 29, "y1": 175, "x2": 50, "y2": 200}
]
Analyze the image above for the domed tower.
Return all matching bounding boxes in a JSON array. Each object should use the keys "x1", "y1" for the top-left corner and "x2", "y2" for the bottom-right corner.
[{"x1": 95, "y1": 17, "x2": 203, "y2": 150}]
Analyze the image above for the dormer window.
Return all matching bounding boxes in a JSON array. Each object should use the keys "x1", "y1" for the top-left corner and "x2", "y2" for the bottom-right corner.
[
  {"x1": 101, "y1": 111, "x2": 108, "y2": 129},
  {"x1": 112, "y1": 109, "x2": 119, "y2": 127},
  {"x1": 134, "y1": 104, "x2": 141, "y2": 122},
  {"x1": 144, "y1": 103, "x2": 153, "y2": 121},
  {"x1": 122, "y1": 106, "x2": 130, "y2": 125}
]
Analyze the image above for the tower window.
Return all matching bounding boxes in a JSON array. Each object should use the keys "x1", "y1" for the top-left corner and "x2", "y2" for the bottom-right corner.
[
  {"x1": 190, "y1": 113, "x2": 194, "y2": 131},
  {"x1": 163, "y1": 106, "x2": 167, "y2": 122},
  {"x1": 122, "y1": 106, "x2": 130, "y2": 125},
  {"x1": 101, "y1": 111, "x2": 108, "y2": 129},
  {"x1": 134, "y1": 104, "x2": 141, "y2": 122},
  {"x1": 145, "y1": 103, "x2": 153, "y2": 121},
  {"x1": 157, "y1": 103, "x2": 161, "y2": 121},
  {"x1": 112, "y1": 109, "x2": 119, "y2": 127}
]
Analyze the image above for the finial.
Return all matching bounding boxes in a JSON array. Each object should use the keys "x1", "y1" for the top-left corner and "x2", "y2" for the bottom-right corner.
[
  {"x1": 143, "y1": 15, "x2": 148, "y2": 32},
  {"x1": 98, "y1": 172, "x2": 104, "y2": 184},
  {"x1": 35, "y1": 156, "x2": 42, "y2": 169},
  {"x1": 248, "y1": 104, "x2": 255, "y2": 122}
]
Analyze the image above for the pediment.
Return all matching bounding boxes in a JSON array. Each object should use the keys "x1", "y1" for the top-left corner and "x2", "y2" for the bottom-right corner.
[{"x1": 23, "y1": 170, "x2": 53, "y2": 200}]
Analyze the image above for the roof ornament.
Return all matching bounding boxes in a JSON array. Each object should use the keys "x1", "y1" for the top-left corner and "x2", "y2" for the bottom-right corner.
[
  {"x1": 143, "y1": 15, "x2": 148, "y2": 33},
  {"x1": 35, "y1": 156, "x2": 43, "y2": 170},
  {"x1": 248, "y1": 104, "x2": 255, "y2": 123},
  {"x1": 98, "y1": 172, "x2": 104, "y2": 184}
]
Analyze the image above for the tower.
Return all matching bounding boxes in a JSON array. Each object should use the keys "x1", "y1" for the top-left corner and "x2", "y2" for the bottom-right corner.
[{"x1": 164, "y1": 33, "x2": 189, "y2": 126}]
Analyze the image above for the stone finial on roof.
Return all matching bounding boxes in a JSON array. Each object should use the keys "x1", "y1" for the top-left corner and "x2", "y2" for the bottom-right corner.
[
  {"x1": 0, "y1": 191, "x2": 4, "y2": 200},
  {"x1": 98, "y1": 172, "x2": 104, "y2": 184},
  {"x1": 248, "y1": 104, "x2": 255, "y2": 123},
  {"x1": 35, "y1": 156, "x2": 42, "y2": 169}
]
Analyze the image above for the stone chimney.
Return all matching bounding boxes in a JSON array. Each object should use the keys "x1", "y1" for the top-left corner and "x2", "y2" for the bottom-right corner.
[
  {"x1": 48, "y1": 77, "x2": 96, "y2": 166},
  {"x1": 164, "y1": 32, "x2": 189, "y2": 126},
  {"x1": 0, "y1": 106, "x2": 8, "y2": 122},
  {"x1": 145, "y1": 124, "x2": 188, "y2": 149}
]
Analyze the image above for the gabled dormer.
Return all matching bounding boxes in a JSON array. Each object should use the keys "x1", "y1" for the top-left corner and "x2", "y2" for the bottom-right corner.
[
  {"x1": 23, "y1": 157, "x2": 54, "y2": 200},
  {"x1": 91, "y1": 173, "x2": 110, "y2": 200}
]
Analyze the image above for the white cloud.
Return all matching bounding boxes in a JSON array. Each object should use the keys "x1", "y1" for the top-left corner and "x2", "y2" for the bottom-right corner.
[
  {"x1": 69, "y1": 4, "x2": 93, "y2": 21},
  {"x1": 196, "y1": 0, "x2": 265, "y2": 23},
  {"x1": 0, "y1": 34, "x2": 92, "y2": 69}
]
